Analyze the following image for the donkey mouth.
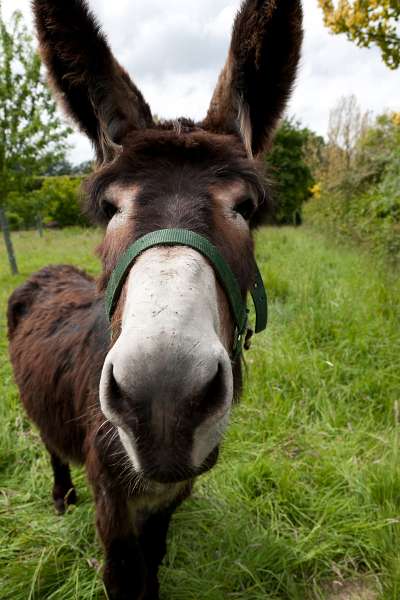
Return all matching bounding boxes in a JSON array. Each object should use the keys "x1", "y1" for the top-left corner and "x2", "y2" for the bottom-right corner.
[{"x1": 140, "y1": 446, "x2": 220, "y2": 484}]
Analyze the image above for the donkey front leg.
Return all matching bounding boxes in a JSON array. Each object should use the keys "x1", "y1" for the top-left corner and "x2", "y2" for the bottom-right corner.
[
  {"x1": 138, "y1": 486, "x2": 191, "y2": 599},
  {"x1": 138, "y1": 508, "x2": 175, "y2": 600},
  {"x1": 94, "y1": 488, "x2": 147, "y2": 600},
  {"x1": 45, "y1": 445, "x2": 77, "y2": 514}
]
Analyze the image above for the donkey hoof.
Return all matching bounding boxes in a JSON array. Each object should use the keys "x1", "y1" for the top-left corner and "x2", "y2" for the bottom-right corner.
[{"x1": 53, "y1": 487, "x2": 77, "y2": 514}]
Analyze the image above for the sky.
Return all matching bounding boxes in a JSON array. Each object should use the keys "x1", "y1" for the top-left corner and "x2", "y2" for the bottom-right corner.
[{"x1": 2, "y1": 0, "x2": 400, "y2": 164}]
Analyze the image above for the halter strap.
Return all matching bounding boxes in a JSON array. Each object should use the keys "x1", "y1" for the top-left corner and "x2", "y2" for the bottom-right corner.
[{"x1": 105, "y1": 229, "x2": 267, "y2": 359}]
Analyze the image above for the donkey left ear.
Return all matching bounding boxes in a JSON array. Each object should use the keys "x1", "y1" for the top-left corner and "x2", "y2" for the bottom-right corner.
[{"x1": 203, "y1": 0, "x2": 303, "y2": 157}]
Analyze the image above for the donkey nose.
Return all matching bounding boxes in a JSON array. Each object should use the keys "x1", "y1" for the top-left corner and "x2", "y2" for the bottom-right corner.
[
  {"x1": 100, "y1": 336, "x2": 232, "y2": 422},
  {"x1": 99, "y1": 334, "x2": 233, "y2": 480}
]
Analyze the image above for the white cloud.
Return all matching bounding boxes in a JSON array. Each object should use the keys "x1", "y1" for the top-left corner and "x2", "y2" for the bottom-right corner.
[
  {"x1": 289, "y1": 0, "x2": 400, "y2": 134},
  {"x1": 2, "y1": 0, "x2": 399, "y2": 164}
]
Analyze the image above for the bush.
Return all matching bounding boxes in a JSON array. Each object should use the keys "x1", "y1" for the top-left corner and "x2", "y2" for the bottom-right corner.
[
  {"x1": 5, "y1": 211, "x2": 24, "y2": 230},
  {"x1": 305, "y1": 112, "x2": 400, "y2": 264},
  {"x1": 265, "y1": 118, "x2": 318, "y2": 224},
  {"x1": 5, "y1": 176, "x2": 88, "y2": 229},
  {"x1": 5, "y1": 190, "x2": 36, "y2": 229},
  {"x1": 35, "y1": 176, "x2": 87, "y2": 227},
  {"x1": 305, "y1": 189, "x2": 400, "y2": 264}
]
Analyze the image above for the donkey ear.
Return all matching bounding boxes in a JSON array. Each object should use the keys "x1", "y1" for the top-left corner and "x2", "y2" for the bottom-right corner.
[
  {"x1": 32, "y1": 0, "x2": 153, "y2": 163},
  {"x1": 203, "y1": 0, "x2": 303, "y2": 157}
]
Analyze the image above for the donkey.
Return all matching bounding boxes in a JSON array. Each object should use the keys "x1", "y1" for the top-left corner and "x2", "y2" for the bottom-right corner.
[{"x1": 7, "y1": 1, "x2": 302, "y2": 598}]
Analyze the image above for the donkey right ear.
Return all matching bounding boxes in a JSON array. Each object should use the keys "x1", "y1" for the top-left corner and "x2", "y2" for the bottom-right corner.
[{"x1": 32, "y1": 0, "x2": 153, "y2": 163}]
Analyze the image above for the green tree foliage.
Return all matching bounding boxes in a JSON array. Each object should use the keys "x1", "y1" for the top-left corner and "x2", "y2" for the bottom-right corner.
[
  {"x1": 306, "y1": 104, "x2": 400, "y2": 262},
  {"x1": 266, "y1": 119, "x2": 318, "y2": 224},
  {"x1": 34, "y1": 176, "x2": 87, "y2": 228},
  {"x1": 319, "y1": 0, "x2": 400, "y2": 69},
  {"x1": 5, "y1": 176, "x2": 87, "y2": 229},
  {"x1": 0, "y1": 8, "x2": 72, "y2": 190},
  {"x1": 0, "y1": 4, "x2": 72, "y2": 271},
  {"x1": 356, "y1": 112, "x2": 400, "y2": 190}
]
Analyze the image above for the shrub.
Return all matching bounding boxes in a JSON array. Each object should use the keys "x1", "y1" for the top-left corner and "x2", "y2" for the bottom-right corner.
[
  {"x1": 5, "y1": 176, "x2": 88, "y2": 229},
  {"x1": 305, "y1": 111, "x2": 400, "y2": 264},
  {"x1": 35, "y1": 176, "x2": 87, "y2": 227},
  {"x1": 265, "y1": 118, "x2": 318, "y2": 224}
]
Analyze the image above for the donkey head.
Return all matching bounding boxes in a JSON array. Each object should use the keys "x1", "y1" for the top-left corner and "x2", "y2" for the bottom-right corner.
[{"x1": 33, "y1": 0, "x2": 303, "y2": 484}]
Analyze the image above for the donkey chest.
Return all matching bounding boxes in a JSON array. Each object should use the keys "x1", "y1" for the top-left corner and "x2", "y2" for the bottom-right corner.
[{"x1": 128, "y1": 481, "x2": 187, "y2": 530}]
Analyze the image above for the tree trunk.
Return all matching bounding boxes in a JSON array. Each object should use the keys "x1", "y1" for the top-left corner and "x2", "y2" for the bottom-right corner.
[
  {"x1": 36, "y1": 214, "x2": 44, "y2": 238},
  {"x1": 0, "y1": 207, "x2": 19, "y2": 275}
]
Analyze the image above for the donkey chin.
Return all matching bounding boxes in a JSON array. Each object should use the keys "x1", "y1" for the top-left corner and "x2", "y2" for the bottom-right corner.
[{"x1": 99, "y1": 247, "x2": 234, "y2": 485}]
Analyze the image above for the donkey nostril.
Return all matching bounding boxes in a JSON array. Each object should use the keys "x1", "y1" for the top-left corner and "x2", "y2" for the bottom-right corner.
[
  {"x1": 193, "y1": 363, "x2": 226, "y2": 416},
  {"x1": 107, "y1": 365, "x2": 123, "y2": 408},
  {"x1": 207, "y1": 363, "x2": 225, "y2": 404}
]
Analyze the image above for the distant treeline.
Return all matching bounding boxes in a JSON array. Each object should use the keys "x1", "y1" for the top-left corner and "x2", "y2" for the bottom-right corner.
[
  {"x1": 5, "y1": 100, "x2": 400, "y2": 268},
  {"x1": 4, "y1": 162, "x2": 92, "y2": 231},
  {"x1": 5, "y1": 123, "x2": 317, "y2": 230}
]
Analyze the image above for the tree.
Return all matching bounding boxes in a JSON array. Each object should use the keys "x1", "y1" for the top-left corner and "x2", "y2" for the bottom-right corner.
[
  {"x1": 45, "y1": 159, "x2": 75, "y2": 176},
  {"x1": 319, "y1": 0, "x2": 400, "y2": 69},
  {"x1": 31, "y1": 176, "x2": 87, "y2": 228},
  {"x1": 328, "y1": 95, "x2": 369, "y2": 169},
  {"x1": 355, "y1": 111, "x2": 400, "y2": 189},
  {"x1": 305, "y1": 109, "x2": 400, "y2": 261},
  {"x1": 45, "y1": 159, "x2": 93, "y2": 176},
  {"x1": 265, "y1": 118, "x2": 318, "y2": 224},
  {"x1": 0, "y1": 4, "x2": 71, "y2": 273},
  {"x1": 70, "y1": 160, "x2": 94, "y2": 175},
  {"x1": 321, "y1": 95, "x2": 371, "y2": 193}
]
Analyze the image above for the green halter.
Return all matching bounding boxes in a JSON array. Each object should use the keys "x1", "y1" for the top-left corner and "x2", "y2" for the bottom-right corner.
[{"x1": 105, "y1": 228, "x2": 268, "y2": 359}]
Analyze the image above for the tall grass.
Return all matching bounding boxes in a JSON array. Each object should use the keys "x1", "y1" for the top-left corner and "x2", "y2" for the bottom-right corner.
[{"x1": 0, "y1": 226, "x2": 399, "y2": 599}]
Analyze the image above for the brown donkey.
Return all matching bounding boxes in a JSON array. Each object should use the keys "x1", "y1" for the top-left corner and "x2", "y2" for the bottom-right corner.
[{"x1": 8, "y1": 1, "x2": 303, "y2": 598}]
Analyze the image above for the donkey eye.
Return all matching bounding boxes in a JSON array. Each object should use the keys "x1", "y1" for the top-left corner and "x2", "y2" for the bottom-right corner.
[
  {"x1": 234, "y1": 198, "x2": 255, "y2": 221},
  {"x1": 102, "y1": 199, "x2": 119, "y2": 221}
]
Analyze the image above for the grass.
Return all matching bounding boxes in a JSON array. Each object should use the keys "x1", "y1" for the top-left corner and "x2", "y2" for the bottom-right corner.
[{"x1": 1, "y1": 226, "x2": 399, "y2": 599}]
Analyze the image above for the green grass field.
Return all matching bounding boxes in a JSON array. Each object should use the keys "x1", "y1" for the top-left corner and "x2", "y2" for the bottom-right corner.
[{"x1": 0, "y1": 226, "x2": 399, "y2": 600}]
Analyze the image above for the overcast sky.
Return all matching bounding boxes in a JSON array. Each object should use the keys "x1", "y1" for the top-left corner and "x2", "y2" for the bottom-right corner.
[{"x1": 3, "y1": 0, "x2": 400, "y2": 164}]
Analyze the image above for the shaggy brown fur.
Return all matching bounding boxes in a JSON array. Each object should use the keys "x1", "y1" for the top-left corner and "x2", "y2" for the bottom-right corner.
[{"x1": 8, "y1": 1, "x2": 303, "y2": 598}]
